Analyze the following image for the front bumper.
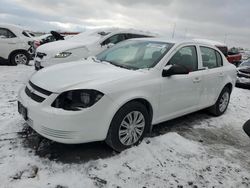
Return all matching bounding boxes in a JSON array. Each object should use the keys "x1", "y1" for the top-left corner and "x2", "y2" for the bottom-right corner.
[
  {"x1": 236, "y1": 73, "x2": 250, "y2": 85},
  {"x1": 18, "y1": 87, "x2": 116, "y2": 144}
]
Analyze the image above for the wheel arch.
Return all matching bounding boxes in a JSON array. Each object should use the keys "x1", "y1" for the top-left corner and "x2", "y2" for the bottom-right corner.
[
  {"x1": 8, "y1": 49, "x2": 30, "y2": 61},
  {"x1": 213, "y1": 82, "x2": 233, "y2": 105},
  {"x1": 224, "y1": 82, "x2": 233, "y2": 94},
  {"x1": 111, "y1": 97, "x2": 154, "y2": 134}
]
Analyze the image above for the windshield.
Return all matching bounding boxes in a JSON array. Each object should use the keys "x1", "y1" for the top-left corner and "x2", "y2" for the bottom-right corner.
[
  {"x1": 240, "y1": 61, "x2": 250, "y2": 67},
  {"x1": 96, "y1": 40, "x2": 173, "y2": 70}
]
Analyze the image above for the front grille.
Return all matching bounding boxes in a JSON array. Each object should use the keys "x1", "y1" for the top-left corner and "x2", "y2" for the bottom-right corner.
[
  {"x1": 238, "y1": 72, "x2": 250, "y2": 79},
  {"x1": 29, "y1": 81, "x2": 52, "y2": 96},
  {"x1": 25, "y1": 81, "x2": 52, "y2": 103},
  {"x1": 36, "y1": 52, "x2": 47, "y2": 59},
  {"x1": 25, "y1": 87, "x2": 45, "y2": 103}
]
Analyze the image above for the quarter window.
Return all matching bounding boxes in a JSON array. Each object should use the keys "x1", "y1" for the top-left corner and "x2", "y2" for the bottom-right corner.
[
  {"x1": 126, "y1": 34, "x2": 149, "y2": 39},
  {"x1": 0, "y1": 28, "x2": 16, "y2": 38},
  {"x1": 168, "y1": 46, "x2": 198, "y2": 72},
  {"x1": 200, "y1": 47, "x2": 223, "y2": 69}
]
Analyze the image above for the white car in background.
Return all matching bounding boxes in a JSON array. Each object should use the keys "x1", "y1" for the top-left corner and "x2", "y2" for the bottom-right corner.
[
  {"x1": 34, "y1": 28, "x2": 154, "y2": 70},
  {"x1": 18, "y1": 38, "x2": 236, "y2": 151},
  {"x1": 0, "y1": 24, "x2": 34, "y2": 65}
]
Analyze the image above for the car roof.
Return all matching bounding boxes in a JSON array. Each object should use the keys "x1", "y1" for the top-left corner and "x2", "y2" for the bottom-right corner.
[
  {"x1": 0, "y1": 23, "x2": 29, "y2": 36},
  {"x1": 83, "y1": 27, "x2": 157, "y2": 37},
  {"x1": 109, "y1": 28, "x2": 157, "y2": 36},
  {"x1": 129, "y1": 37, "x2": 225, "y2": 48},
  {"x1": 193, "y1": 39, "x2": 227, "y2": 47}
]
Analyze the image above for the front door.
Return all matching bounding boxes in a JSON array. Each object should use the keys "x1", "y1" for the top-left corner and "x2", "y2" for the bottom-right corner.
[{"x1": 158, "y1": 45, "x2": 203, "y2": 122}]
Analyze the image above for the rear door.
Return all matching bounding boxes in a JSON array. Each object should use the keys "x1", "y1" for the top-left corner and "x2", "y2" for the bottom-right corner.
[{"x1": 199, "y1": 46, "x2": 224, "y2": 106}]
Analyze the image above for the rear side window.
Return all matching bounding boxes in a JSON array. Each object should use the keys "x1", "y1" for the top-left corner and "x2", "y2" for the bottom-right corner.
[
  {"x1": 22, "y1": 31, "x2": 30, "y2": 38},
  {"x1": 215, "y1": 51, "x2": 223, "y2": 67},
  {"x1": 0, "y1": 28, "x2": 16, "y2": 38},
  {"x1": 200, "y1": 47, "x2": 223, "y2": 69},
  {"x1": 126, "y1": 34, "x2": 150, "y2": 39},
  {"x1": 168, "y1": 46, "x2": 198, "y2": 72}
]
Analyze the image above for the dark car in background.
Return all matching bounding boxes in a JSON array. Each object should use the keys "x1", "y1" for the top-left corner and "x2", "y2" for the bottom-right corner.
[{"x1": 236, "y1": 60, "x2": 250, "y2": 87}]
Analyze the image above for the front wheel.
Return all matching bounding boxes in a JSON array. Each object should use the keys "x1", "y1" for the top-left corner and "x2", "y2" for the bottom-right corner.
[
  {"x1": 10, "y1": 52, "x2": 29, "y2": 65},
  {"x1": 208, "y1": 87, "x2": 231, "y2": 116},
  {"x1": 106, "y1": 101, "x2": 150, "y2": 152}
]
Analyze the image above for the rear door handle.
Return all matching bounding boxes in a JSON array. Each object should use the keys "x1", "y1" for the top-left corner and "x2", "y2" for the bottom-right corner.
[
  {"x1": 193, "y1": 77, "x2": 201, "y2": 83},
  {"x1": 8, "y1": 42, "x2": 16, "y2": 44}
]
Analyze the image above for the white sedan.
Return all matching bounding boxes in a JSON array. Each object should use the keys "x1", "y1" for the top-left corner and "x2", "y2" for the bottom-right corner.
[
  {"x1": 34, "y1": 28, "x2": 153, "y2": 70},
  {"x1": 18, "y1": 38, "x2": 236, "y2": 151}
]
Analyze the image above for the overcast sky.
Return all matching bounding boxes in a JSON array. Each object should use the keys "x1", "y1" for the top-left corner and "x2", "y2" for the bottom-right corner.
[{"x1": 0, "y1": 0, "x2": 249, "y2": 48}]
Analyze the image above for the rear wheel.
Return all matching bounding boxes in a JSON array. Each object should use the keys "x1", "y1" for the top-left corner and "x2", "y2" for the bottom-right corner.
[
  {"x1": 10, "y1": 52, "x2": 29, "y2": 65},
  {"x1": 208, "y1": 87, "x2": 231, "y2": 116},
  {"x1": 106, "y1": 101, "x2": 150, "y2": 152}
]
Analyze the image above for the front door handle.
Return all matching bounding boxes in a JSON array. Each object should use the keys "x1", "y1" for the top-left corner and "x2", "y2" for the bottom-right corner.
[{"x1": 193, "y1": 77, "x2": 201, "y2": 83}]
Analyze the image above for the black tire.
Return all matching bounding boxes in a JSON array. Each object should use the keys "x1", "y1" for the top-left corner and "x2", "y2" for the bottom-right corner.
[
  {"x1": 106, "y1": 101, "x2": 150, "y2": 152},
  {"x1": 10, "y1": 51, "x2": 29, "y2": 65},
  {"x1": 208, "y1": 87, "x2": 231, "y2": 116}
]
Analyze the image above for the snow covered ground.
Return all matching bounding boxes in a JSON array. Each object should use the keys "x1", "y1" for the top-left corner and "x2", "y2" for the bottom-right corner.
[{"x1": 0, "y1": 64, "x2": 250, "y2": 188}]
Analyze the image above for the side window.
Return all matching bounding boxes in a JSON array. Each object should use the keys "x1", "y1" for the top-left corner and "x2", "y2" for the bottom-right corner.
[
  {"x1": 0, "y1": 28, "x2": 16, "y2": 38},
  {"x1": 168, "y1": 46, "x2": 198, "y2": 72},
  {"x1": 102, "y1": 34, "x2": 126, "y2": 45},
  {"x1": 126, "y1": 34, "x2": 148, "y2": 39},
  {"x1": 22, "y1": 31, "x2": 30, "y2": 38},
  {"x1": 200, "y1": 47, "x2": 222, "y2": 69}
]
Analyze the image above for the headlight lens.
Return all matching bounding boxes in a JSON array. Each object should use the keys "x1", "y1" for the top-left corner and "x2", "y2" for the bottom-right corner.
[
  {"x1": 52, "y1": 90, "x2": 104, "y2": 111},
  {"x1": 55, "y1": 52, "x2": 72, "y2": 58}
]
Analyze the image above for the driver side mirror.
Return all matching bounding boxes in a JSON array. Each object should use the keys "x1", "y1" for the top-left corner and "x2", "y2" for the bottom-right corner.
[{"x1": 162, "y1": 64, "x2": 189, "y2": 77}]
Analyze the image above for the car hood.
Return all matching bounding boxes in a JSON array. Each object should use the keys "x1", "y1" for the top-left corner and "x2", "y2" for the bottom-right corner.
[
  {"x1": 36, "y1": 36, "x2": 98, "y2": 55},
  {"x1": 30, "y1": 60, "x2": 143, "y2": 93}
]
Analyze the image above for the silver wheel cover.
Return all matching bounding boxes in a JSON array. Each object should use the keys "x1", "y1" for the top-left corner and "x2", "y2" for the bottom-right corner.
[
  {"x1": 219, "y1": 92, "x2": 229, "y2": 112},
  {"x1": 118, "y1": 111, "x2": 145, "y2": 146},
  {"x1": 15, "y1": 54, "x2": 27, "y2": 64}
]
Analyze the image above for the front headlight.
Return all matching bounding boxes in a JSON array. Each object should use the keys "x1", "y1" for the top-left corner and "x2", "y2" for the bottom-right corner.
[
  {"x1": 54, "y1": 52, "x2": 72, "y2": 58},
  {"x1": 52, "y1": 90, "x2": 104, "y2": 111}
]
